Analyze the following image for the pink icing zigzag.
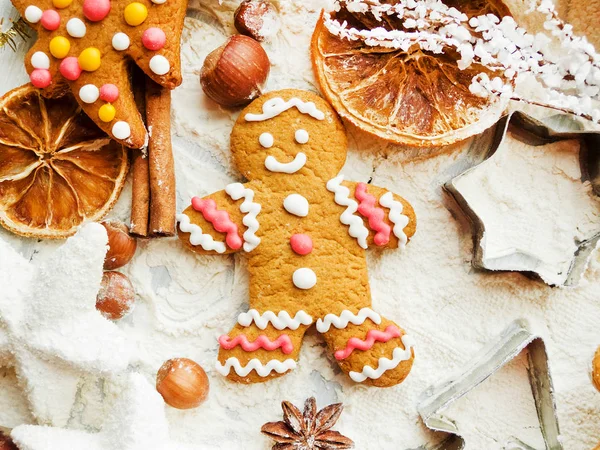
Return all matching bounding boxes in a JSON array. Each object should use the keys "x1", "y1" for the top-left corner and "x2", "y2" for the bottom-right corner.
[
  {"x1": 218, "y1": 334, "x2": 294, "y2": 355},
  {"x1": 334, "y1": 325, "x2": 401, "y2": 360},
  {"x1": 192, "y1": 197, "x2": 243, "y2": 250},
  {"x1": 355, "y1": 183, "x2": 391, "y2": 246}
]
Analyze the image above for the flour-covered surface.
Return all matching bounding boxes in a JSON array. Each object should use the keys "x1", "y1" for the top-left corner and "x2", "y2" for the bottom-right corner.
[{"x1": 0, "y1": 0, "x2": 599, "y2": 449}]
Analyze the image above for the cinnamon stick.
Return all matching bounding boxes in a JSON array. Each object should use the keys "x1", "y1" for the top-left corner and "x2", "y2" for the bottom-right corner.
[
  {"x1": 145, "y1": 77, "x2": 176, "y2": 237},
  {"x1": 130, "y1": 151, "x2": 150, "y2": 237},
  {"x1": 130, "y1": 73, "x2": 150, "y2": 237}
]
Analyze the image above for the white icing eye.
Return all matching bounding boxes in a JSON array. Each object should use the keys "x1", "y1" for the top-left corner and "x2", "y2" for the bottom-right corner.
[
  {"x1": 259, "y1": 132, "x2": 274, "y2": 148},
  {"x1": 295, "y1": 129, "x2": 309, "y2": 144}
]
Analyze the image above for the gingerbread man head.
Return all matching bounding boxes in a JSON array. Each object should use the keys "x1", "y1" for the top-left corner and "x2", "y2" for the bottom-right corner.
[{"x1": 230, "y1": 89, "x2": 348, "y2": 182}]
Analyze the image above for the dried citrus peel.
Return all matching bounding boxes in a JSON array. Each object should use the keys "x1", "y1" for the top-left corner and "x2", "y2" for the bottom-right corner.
[{"x1": 0, "y1": 84, "x2": 128, "y2": 239}]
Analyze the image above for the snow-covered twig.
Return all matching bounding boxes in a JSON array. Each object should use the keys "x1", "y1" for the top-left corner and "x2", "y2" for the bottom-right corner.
[{"x1": 325, "y1": 0, "x2": 600, "y2": 123}]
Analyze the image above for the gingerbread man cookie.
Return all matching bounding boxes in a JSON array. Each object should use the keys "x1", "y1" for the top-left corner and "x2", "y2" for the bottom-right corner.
[
  {"x1": 178, "y1": 89, "x2": 417, "y2": 387},
  {"x1": 12, "y1": 0, "x2": 187, "y2": 148}
]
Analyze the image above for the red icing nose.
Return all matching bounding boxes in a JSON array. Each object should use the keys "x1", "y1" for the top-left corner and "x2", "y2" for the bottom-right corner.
[{"x1": 290, "y1": 234, "x2": 313, "y2": 255}]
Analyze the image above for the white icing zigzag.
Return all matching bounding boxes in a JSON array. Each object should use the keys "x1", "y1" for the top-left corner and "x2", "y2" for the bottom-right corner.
[
  {"x1": 316, "y1": 308, "x2": 381, "y2": 333},
  {"x1": 379, "y1": 192, "x2": 410, "y2": 248},
  {"x1": 216, "y1": 357, "x2": 297, "y2": 377},
  {"x1": 238, "y1": 309, "x2": 313, "y2": 330},
  {"x1": 349, "y1": 335, "x2": 416, "y2": 382},
  {"x1": 225, "y1": 183, "x2": 262, "y2": 252},
  {"x1": 177, "y1": 214, "x2": 227, "y2": 254},
  {"x1": 245, "y1": 97, "x2": 325, "y2": 122},
  {"x1": 326, "y1": 175, "x2": 369, "y2": 249}
]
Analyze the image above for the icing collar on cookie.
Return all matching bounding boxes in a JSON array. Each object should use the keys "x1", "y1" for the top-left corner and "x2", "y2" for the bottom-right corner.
[
  {"x1": 245, "y1": 97, "x2": 325, "y2": 122},
  {"x1": 265, "y1": 152, "x2": 306, "y2": 174}
]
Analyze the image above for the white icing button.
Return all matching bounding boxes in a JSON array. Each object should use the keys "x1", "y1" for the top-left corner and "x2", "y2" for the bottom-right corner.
[
  {"x1": 25, "y1": 5, "x2": 43, "y2": 23},
  {"x1": 31, "y1": 51, "x2": 50, "y2": 70},
  {"x1": 112, "y1": 121, "x2": 131, "y2": 140},
  {"x1": 284, "y1": 194, "x2": 309, "y2": 217},
  {"x1": 295, "y1": 129, "x2": 309, "y2": 144},
  {"x1": 66, "y1": 18, "x2": 86, "y2": 38},
  {"x1": 112, "y1": 32, "x2": 130, "y2": 51},
  {"x1": 78, "y1": 84, "x2": 99, "y2": 104},
  {"x1": 259, "y1": 132, "x2": 274, "y2": 148},
  {"x1": 151, "y1": 0, "x2": 167, "y2": 4},
  {"x1": 149, "y1": 55, "x2": 170, "y2": 75},
  {"x1": 293, "y1": 268, "x2": 317, "y2": 290}
]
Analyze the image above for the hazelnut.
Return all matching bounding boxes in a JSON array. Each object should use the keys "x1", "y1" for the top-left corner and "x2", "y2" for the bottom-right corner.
[
  {"x1": 200, "y1": 35, "x2": 270, "y2": 107},
  {"x1": 156, "y1": 358, "x2": 209, "y2": 409},
  {"x1": 96, "y1": 271, "x2": 135, "y2": 320},
  {"x1": 0, "y1": 430, "x2": 16, "y2": 450},
  {"x1": 234, "y1": 0, "x2": 279, "y2": 42},
  {"x1": 101, "y1": 221, "x2": 137, "y2": 270}
]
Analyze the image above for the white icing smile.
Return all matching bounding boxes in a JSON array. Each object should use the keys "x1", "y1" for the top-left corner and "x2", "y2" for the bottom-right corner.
[{"x1": 265, "y1": 152, "x2": 307, "y2": 174}]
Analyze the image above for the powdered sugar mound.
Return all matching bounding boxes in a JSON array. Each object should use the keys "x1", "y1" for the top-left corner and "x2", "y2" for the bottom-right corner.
[
  {"x1": 11, "y1": 373, "x2": 199, "y2": 450},
  {"x1": 0, "y1": 224, "x2": 135, "y2": 426}
]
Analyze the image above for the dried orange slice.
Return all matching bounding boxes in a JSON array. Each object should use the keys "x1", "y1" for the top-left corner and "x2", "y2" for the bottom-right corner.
[
  {"x1": 312, "y1": 0, "x2": 512, "y2": 148},
  {"x1": 0, "y1": 84, "x2": 129, "y2": 239}
]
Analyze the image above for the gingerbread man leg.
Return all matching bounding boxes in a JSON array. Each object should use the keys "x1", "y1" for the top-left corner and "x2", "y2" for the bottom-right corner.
[
  {"x1": 215, "y1": 309, "x2": 312, "y2": 383},
  {"x1": 317, "y1": 307, "x2": 415, "y2": 387}
]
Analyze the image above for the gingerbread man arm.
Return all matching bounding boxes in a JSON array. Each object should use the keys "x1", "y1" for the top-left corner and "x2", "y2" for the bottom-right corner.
[
  {"x1": 342, "y1": 180, "x2": 417, "y2": 250},
  {"x1": 178, "y1": 182, "x2": 259, "y2": 256}
]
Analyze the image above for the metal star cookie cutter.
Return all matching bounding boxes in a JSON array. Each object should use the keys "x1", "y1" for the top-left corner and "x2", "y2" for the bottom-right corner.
[
  {"x1": 443, "y1": 111, "x2": 600, "y2": 287},
  {"x1": 417, "y1": 319, "x2": 562, "y2": 450}
]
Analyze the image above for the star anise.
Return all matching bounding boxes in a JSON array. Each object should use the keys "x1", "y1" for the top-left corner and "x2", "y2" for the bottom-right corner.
[{"x1": 261, "y1": 397, "x2": 354, "y2": 450}]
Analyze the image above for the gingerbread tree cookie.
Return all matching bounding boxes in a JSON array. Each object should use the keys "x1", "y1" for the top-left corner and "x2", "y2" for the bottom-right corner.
[
  {"x1": 177, "y1": 89, "x2": 417, "y2": 387},
  {"x1": 12, "y1": 0, "x2": 187, "y2": 148}
]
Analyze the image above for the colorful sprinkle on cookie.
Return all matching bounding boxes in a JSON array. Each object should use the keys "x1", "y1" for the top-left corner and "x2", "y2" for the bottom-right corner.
[
  {"x1": 124, "y1": 2, "x2": 148, "y2": 26},
  {"x1": 78, "y1": 47, "x2": 101, "y2": 71},
  {"x1": 40, "y1": 9, "x2": 60, "y2": 30},
  {"x1": 59, "y1": 56, "x2": 81, "y2": 80},
  {"x1": 100, "y1": 84, "x2": 119, "y2": 102},
  {"x1": 66, "y1": 18, "x2": 86, "y2": 37},
  {"x1": 49, "y1": 36, "x2": 70, "y2": 59},
  {"x1": 142, "y1": 27, "x2": 166, "y2": 50},
  {"x1": 30, "y1": 68, "x2": 51, "y2": 88},
  {"x1": 98, "y1": 103, "x2": 116, "y2": 122},
  {"x1": 82, "y1": 0, "x2": 110, "y2": 21},
  {"x1": 12, "y1": 0, "x2": 187, "y2": 146}
]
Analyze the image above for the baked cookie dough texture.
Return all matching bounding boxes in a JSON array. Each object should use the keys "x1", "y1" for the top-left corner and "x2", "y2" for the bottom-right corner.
[
  {"x1": 13, "y1": 0, "x2": 187, "y2": 148},
  {"x1": 178, "y1": 89, "x2": 417, "y2": 387}
]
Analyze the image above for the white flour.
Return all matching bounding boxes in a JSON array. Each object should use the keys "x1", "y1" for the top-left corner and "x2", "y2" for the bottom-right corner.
[{"x1": 0, "y1": 0, "x2": 599, "y2": 449}]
